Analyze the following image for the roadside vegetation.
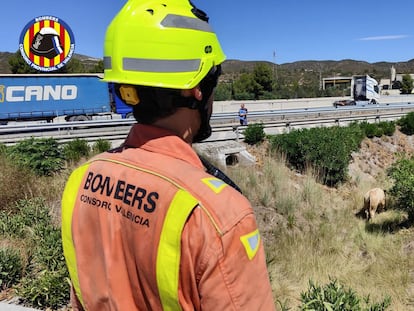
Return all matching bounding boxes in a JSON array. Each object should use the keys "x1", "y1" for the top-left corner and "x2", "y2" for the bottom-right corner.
[{"x1": 1, "y1": 116, "x2": 414, "y2": 309}]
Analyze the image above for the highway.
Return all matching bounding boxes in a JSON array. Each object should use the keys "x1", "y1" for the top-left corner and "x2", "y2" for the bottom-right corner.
[{"x1": 1, "y1": 96, "x2": 414, "y2": 146}]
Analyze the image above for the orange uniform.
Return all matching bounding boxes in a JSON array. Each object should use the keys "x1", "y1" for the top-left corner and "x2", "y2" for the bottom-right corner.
[{"x1": 62, "y1": 124, "x2": 275, "y2": 310}]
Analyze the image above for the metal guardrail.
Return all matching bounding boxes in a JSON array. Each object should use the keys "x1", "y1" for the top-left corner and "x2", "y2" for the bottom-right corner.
[{"x1": 1, "y1": 104, "x2": 414, "y2": 145}]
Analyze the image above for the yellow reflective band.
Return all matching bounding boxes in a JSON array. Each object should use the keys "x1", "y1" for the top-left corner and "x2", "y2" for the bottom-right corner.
[
  {"x1": 240, "y1": 229, "x2": 260, "y2": 260},
  {"x1": 157, "y1": 189, "x2": 198, "y2": 311},
  {"x1": 201, "y1": 177, "x2": 227, "y2": 194},
  {"x1": 61, "y1": 164, "x2": 90, "y2": 309}
]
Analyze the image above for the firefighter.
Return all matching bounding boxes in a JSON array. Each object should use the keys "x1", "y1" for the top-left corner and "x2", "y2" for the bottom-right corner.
[{"x1": 61, "y1": 0, "x2": 275, "y2": 310}]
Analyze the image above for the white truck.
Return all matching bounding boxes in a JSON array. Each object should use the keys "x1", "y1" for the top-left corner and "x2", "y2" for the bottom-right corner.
[
  {"x1": 333, "y1": 74, "x2": 380, "y2": 107},
  {"x1": 352, "y1": 74, "x2": 380, "y2": 105}
]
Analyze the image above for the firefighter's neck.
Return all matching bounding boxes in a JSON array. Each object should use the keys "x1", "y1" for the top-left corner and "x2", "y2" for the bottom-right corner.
[
  {"x1": 152, "y1": 87, "x2": 203, "y2": 145},
  {"x1": 153, "y1": 107, "x2": 201, "y2": 144}
]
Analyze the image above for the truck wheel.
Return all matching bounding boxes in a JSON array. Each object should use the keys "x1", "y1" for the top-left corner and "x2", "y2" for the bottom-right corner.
[{"x1": 69, "y1": 115, "x2": 90, "y2": 122}]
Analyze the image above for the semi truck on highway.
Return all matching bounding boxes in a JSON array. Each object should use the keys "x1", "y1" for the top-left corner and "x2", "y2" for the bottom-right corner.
[
  {"x1": 0, "y1": 73, "x2": 111, "y2": 124},
  {"x1": 353, "y1": 74, "x2": 380, "y2": 105},
  {"x1": 333, "y1": 74, "x2": 380, "y2": 107}
]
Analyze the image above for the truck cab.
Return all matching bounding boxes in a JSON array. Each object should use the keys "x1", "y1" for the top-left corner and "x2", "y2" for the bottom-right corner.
[{"x1": 352, "y1": 75, "x2": 380, "y2": 105}]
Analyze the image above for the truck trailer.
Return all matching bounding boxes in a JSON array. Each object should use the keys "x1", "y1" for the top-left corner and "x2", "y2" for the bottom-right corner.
[{"x1": 0, "y1": 73, "x2": 111, "y2": 123}]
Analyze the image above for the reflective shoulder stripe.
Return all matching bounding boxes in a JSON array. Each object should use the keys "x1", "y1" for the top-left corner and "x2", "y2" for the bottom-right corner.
[
  {"x1": 61, "y1": 164, "x2": 90, "y2": 309},
  {"x1": 157, "y1": 189, "x2": 198, "y2": 311},
  {"x1": 161, "y1": 14, "x2": 213, "y2": 32}
]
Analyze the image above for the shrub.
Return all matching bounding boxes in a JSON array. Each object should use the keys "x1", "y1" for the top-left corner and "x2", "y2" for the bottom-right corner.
[
  {"x1": 397, "y1": 111, "x2": 414, "y2": 135},
  {"x1": 7, "y1": 137, "x2": 64, "y2": 176},
  {"x1": 387, "y1": 156, "x2": 414, "y2": 220},
  {"x1": 0, "y1": 143, "x2": 7, "y2": 155},
  {"x1": 0, "y1": 152, "x2": 37, "y2": 211},
  {"x1": 269, "y1": 125, "x2": 364, "y2": 186},
  {"x1": 0, "y1": 247, "x2": 23, "y2": 290},
  {"x1": 244, "y1": 123, "x2": 265, "y2": 145},
  {"x1": 92, "y1": 139, "x2": 112, "y2": 154},
  {"x1": 359, "y1": 122, "x2": 382, "y2": 138},
  {"x1": 62, "y1": 138, "x2": 90, "y2": 163},
  {"x1": 0, "y1": 198, "x2": 70, "y2": 309},
  {"x1": 378, "y1": 121, "x2": 395, "y2": 136},
  {"x1": 300, "y1": 279, "x2": 391, "y2": 311},
  {"x1": 17, "y1": 269, "x2": 69, "y2": 310}
]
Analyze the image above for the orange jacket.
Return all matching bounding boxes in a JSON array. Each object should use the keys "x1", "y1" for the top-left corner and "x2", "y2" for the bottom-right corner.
[{"x1": 62, "y1": 124, "x2": 275, "y2": 310}]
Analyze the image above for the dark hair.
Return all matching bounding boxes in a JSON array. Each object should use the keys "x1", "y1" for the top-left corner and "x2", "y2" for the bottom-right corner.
[
  {"x1": 114, "y1": 65, "x2": 221, "y2": 125},
  {"x1": 130, "y1": 86, "x2": 181, "y2": 124}
]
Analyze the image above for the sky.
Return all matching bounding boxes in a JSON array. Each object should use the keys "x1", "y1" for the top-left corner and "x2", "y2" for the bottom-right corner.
[{"x1": 2, "y1": 0, "x2": 414, "y2": 65}]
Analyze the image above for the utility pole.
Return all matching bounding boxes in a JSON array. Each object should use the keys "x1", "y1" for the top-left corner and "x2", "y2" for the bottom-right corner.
[{"x1": 273, "y1": 50, "x2": 278, "y2": 81}]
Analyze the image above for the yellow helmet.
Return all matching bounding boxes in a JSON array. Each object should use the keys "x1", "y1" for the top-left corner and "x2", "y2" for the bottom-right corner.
[{"x1": 103, "y1": 0, "x2": 226, "y2": 89}]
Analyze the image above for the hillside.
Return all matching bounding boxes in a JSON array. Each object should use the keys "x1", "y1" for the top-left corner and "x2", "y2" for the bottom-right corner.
[{"x1": 2, "y1": 51, "x2": 414, "y2": 78}]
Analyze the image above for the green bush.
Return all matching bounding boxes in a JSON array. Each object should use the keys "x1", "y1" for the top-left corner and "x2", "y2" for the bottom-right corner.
[
  {"x1": 358, "y1": 121, "x2": 395, "y2": 138},
  {"x1": 0, "y1": 247, "x2": 23, "y2": 290},
  {"x1": 0, "y1": 143, "x2": 7, "y2": 155},
  {"x1": 300, "y1": 279, "x2": 391, "y2": 311},
  {"x1": 244, "y1": 123, "x2": 266, "y2": 145},
  {"x1": 387, "y1": 156, "x2": 414, "y2": 220},
  {"x1": 7, "y1": 138, "x2": 64, "y2": 176},
  {"x1": 17, "y1": 268, "x2": 69, "y2": 310},
  {"x1": 270, "y1": 125, "x2": 364, "y2": 186},
  {"x1": 62, "y1": 138, "x2": 90, "y2": 163},
  {"x1": 0, "y1": 152, "x2": 37, "y2": 211},
  {"x1": 92, "y1": 139, "x2": 112, "y2": 154},
  {"x1": 0, "y1": 198, "x2": 70, "y2": 309},
  {"x1": 0, "y1": 198, "x2": 51, "y2": 237},
  {"x1": 377, "y1": 121, "x2": 395, "y2": 136},
  {"x1": 359, "y1": 122, "x2": 383, "y2": 138},
  {"x1": 397, "y1": 111, "x2": 414, "y2": 135}
]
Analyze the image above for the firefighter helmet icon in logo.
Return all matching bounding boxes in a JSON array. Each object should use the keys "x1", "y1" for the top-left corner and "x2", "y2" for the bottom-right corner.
[{"x1": 19, "y1": 16, "x2": 75, "y2": 72}]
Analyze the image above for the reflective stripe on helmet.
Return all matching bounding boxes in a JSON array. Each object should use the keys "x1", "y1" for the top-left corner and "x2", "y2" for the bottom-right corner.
[
  {"x1": 102, "y1": 0, "x2": 226, "y2": 88},
  {"x1": 103, "y1": 56, "x2": 112, "y2": 70},
  {"x1": 161, "y1": 14, "x2": 213, "y2": 32},
  {"x1": 157, "y1": 189, "x2": 198, "y2": 310},
  {"x1": 123, "y1": 58, "x2": 201, "y2": 73}
]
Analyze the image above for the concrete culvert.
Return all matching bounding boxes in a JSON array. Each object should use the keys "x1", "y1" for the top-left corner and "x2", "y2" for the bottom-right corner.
[{"x1": 225, "y1": 154, "x2": 239, "y2": 166}]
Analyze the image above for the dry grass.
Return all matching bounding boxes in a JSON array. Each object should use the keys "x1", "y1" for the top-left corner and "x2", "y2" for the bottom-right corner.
[
  {"x1": 225, "y1": 143, "x2": 414, "y2": 310},
  {"x1": 1, "y1": 134, "x2": 414, "y2": 310}
]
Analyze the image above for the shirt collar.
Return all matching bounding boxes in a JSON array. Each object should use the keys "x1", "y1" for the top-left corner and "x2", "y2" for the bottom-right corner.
[{"x1": 122, "y1": 124, "x2": 204, "y2": 169}]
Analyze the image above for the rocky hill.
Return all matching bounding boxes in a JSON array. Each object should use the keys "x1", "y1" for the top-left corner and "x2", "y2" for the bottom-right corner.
[{"x1": 1, "y1": 51, "x2": 414, "y2": 78}]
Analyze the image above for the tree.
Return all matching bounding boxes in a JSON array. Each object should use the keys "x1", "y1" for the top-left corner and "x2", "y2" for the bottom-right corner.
[
  {"x1": 253, "y1": 63, "x2": 273, "y2": 96},
  {"x1": 7, "y1": 50, "x2": 98, "y2": 74},
  {"x1": 90, "y1": 60, "x2": 104, "y2": 73},
  {"x1": 400, "y1": 74, "x2": 413, "y2": 94},
  {"x1": 58, "y1": 58, "x2": 85, "y2": 73},
  {"x1": 214, "y1": 82, "x2": 232, "y2": 101},
  {"x1": 8, "y1": 51, "x2": 38, "y2": 74},
  {"x1": 232, "y1": 73, "x2": 257, "y2": 100}
]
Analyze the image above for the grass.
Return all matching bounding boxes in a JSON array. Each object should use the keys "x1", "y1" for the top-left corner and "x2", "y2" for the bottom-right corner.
[
  {"x1": 227, "y1": 149, "x2": 414, "y2": 310},
  {"x1": 0, "y1": 140, "x2": 413, "y2": 310}
]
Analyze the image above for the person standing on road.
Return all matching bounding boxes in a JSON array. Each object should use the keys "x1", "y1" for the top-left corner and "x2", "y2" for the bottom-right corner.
[
  {"x1": 239, "y1": 103, "x2": 248, "y2": 125},
  {"x1": 61, "y1": 0, "x2": 275, "y2": 310}
]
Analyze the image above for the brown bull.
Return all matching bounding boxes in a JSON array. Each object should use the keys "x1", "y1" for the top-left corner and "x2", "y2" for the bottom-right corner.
[{"x1": 363, "y1": 188, "x2": 386, "y2": 221}]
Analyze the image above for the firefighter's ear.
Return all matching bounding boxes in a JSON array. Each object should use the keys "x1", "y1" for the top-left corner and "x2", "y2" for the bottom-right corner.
[
  {"x1": 119, "y1": 85, "x2": 140, "y2": 105},
  {"x1": 194, "y1": 87, "x2": 202, "y2": 100},
  {"x1": 181, "y1": 86, "x2": 202, "y2": 100}
]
